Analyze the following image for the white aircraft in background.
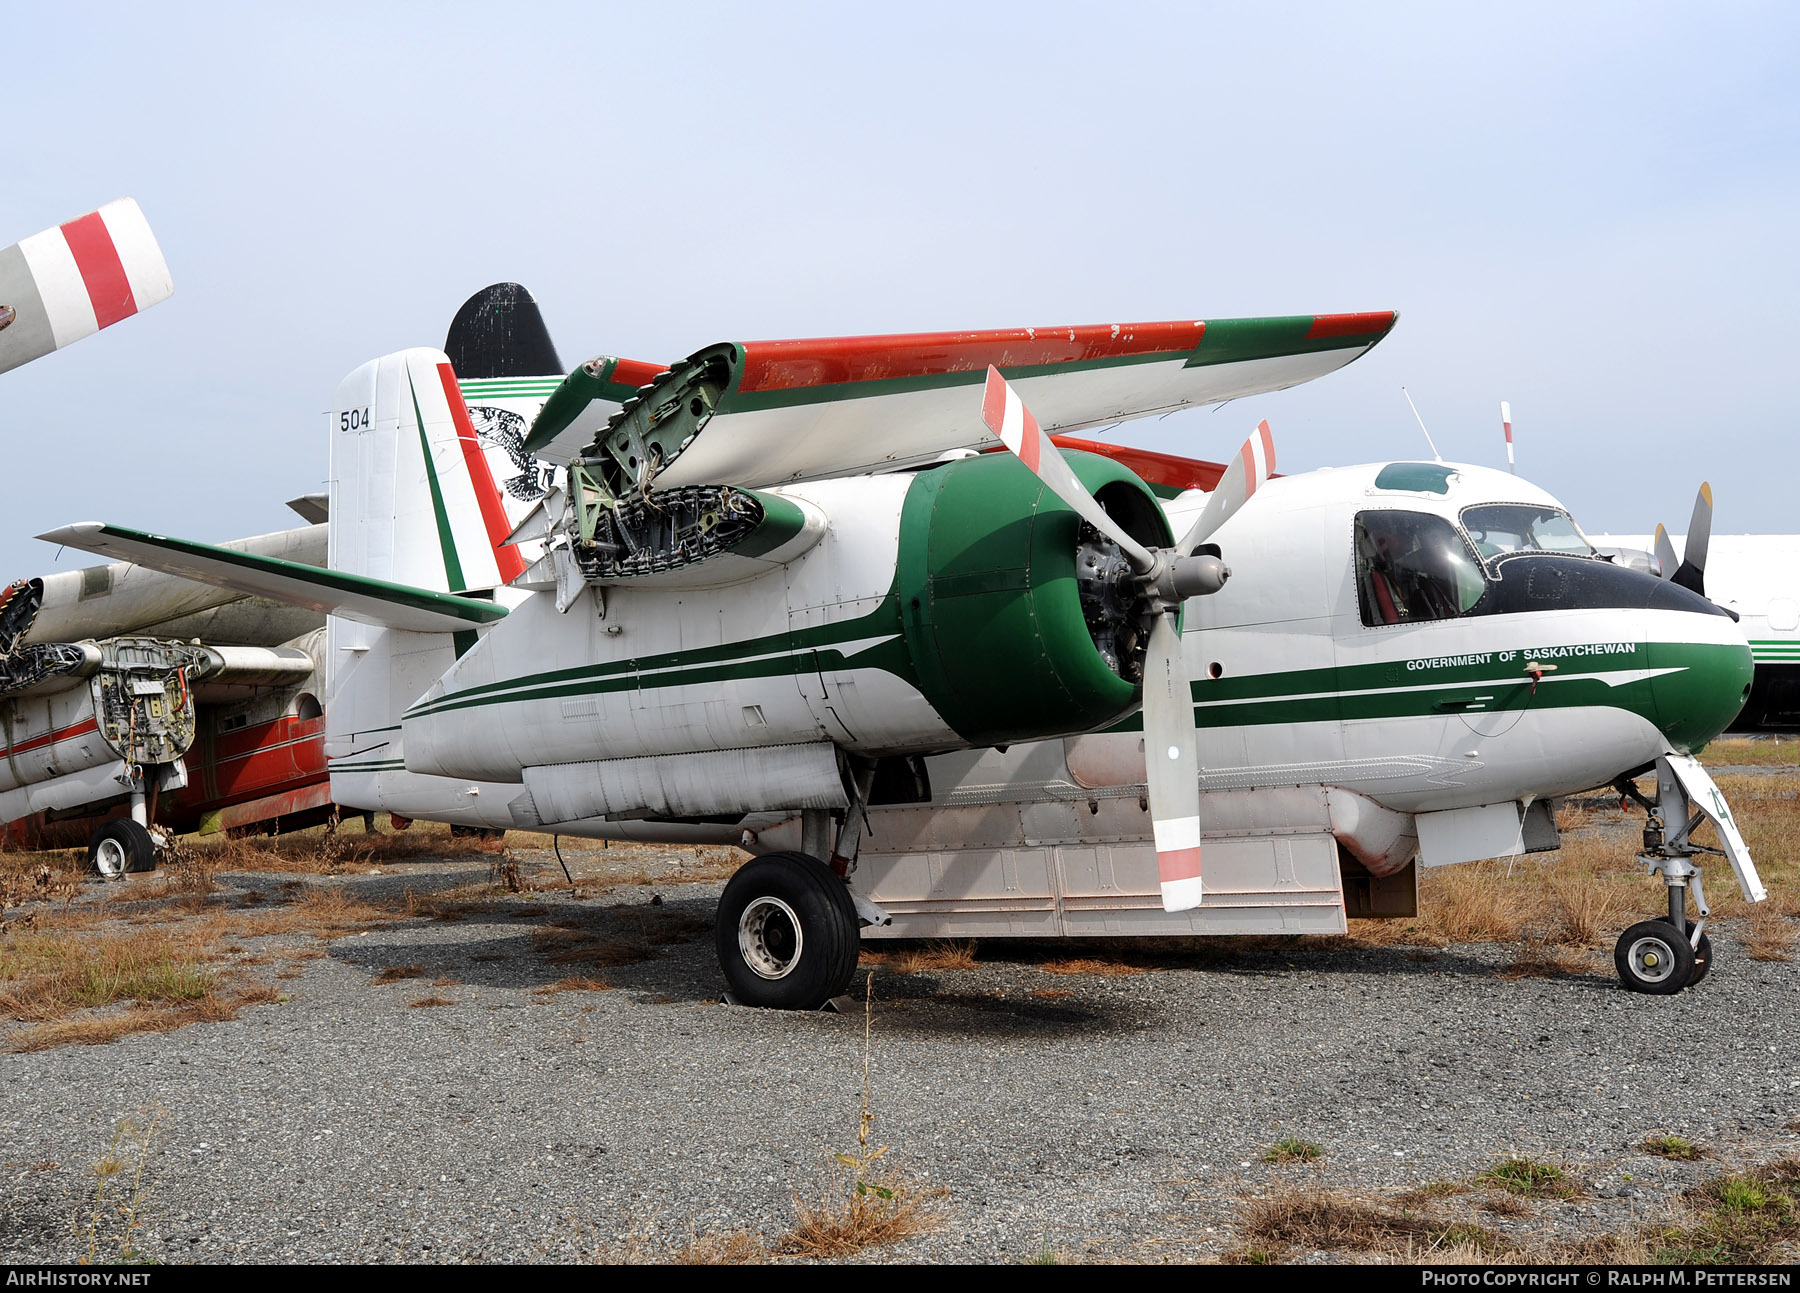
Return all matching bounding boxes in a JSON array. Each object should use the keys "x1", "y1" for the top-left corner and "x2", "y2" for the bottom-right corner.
[
  {"x1": 46, "y1": 290, "x2": 1764, "y2": 1007},
  {"x1": 0, "y1": 198, "x2": 172, "y2": 375}
]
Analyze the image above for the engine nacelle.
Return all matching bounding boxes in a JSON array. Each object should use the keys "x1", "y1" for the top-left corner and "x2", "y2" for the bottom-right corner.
[{"x1": 894, "y1": 450, "x2": 1172, "y2": 748}]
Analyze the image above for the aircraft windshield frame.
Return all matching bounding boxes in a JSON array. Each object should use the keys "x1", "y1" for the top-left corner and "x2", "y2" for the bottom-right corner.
[{"x1": 1459, "y1": 503, "x2": 1594, "y2": 572}]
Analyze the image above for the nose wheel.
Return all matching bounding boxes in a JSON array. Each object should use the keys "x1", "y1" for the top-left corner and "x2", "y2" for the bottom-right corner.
[{"x1": 1614, "y1": 850, "x2": 1714, "y2": 994}]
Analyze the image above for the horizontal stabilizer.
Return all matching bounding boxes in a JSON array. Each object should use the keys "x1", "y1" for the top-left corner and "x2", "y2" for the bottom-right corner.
[{"x1": 37, "y1": 523, "x2": 508, "y2": 634}]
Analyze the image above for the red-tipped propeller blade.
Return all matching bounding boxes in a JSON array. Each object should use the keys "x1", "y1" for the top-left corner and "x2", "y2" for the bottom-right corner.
[
  {"x1": 1176, "y1": 420, "x2": 1275, "y2": 555},
  {"x1": 982, "y1": 367, "x2": 1157, "y2": 573}
]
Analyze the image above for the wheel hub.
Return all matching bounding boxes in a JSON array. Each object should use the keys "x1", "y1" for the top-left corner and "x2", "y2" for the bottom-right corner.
[
  {"x1": 738, "y1": 896, "x2": 804, "y2": 980},
  {"x1": 94, "y1": 837, "x2": 128, "y2": 879},
  {"x1": 1626, "y1": 934, "x2": 1678, "y2": 984}
]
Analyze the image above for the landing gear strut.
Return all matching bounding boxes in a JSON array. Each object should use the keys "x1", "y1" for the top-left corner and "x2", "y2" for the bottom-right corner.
[{"x1": 1612, "y1": 756, "x2": 1729, "y2": 994}]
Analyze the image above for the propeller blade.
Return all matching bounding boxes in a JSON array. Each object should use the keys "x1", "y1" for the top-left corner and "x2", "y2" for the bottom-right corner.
[
  {"x1": 1176, "y1": 420, "x2": 1276, "y2": 555},
  {"x1": 1500, "y1": 400, "x2": 1514, "y2": 473},
  {"x1": 1653, "y1": 525, "x2": 1679, "y2": 582},
  {"x1": 1671, "y1": 482, "x2": 1712, "y2": 597},
  {"x1": 1142, "y1": 613, "x2": 1204, "y2": 910},
  {"x1": 982, "y1": 367, "x2": 1156, "y2": 571}
]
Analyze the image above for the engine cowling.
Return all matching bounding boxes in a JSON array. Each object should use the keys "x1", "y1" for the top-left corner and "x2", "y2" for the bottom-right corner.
[{"x1": 895, "y1": 449, "x2": 1172, "y2": 748}]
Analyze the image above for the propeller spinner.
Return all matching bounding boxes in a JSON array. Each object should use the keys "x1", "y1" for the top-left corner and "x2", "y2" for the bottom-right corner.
[{"x1": 980, "y1": 367, "x2": 1274, "y2": 911}]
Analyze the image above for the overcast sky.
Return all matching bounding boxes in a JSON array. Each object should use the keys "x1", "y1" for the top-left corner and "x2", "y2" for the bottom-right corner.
[{"x1": 3, "y1": 2, "x2": 1795, "y2": 577}]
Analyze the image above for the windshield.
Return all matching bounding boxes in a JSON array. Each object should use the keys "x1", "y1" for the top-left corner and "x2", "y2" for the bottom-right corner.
[
  {"x1": 1461, "y1": 504, "x2": 1593, "y2": 565},
  {"x1": 1355, "y1": 510, "x2": 1488, "y2": 626}
]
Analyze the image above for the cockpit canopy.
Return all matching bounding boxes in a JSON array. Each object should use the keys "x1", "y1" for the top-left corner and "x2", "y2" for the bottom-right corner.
[{"x1": 1354, "y1": 503, "x2": 1727, "y2": 628}]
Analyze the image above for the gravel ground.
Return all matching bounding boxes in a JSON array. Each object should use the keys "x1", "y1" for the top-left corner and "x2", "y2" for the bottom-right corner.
[{"x1": 2, "y1": 855, "x2": 1797, "y2": 1264}]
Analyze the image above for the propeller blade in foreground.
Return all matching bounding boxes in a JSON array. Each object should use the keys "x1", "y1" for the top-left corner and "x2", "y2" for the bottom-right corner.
[
  {"x1": 1671, "y1": 483, "x2": 1712, "y2": 597},
  {"x1": 1177, "y1": 420, "x2": 1276, "y2": 555},
  {"x1": 1654, "y1": 525, "x2": 1679, "y2": 582},
  {"x1": 1143, "y1": 613, "x2": 1203, "y2": 910},
  {"x1": 1500, "y1": 401, "x2": 1515, "y2": 473},
  {"x1": 982, "y1": 367, "x2": 1156, "y2": 572}
]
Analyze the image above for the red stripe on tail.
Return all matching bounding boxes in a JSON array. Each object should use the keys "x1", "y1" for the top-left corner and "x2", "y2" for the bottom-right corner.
[
  {"x1": 58, "y1": 212, "x2": 137, "y2": 329},
  {"x1": 437, "y1": 362, "x2": 527, "y2": 583}
]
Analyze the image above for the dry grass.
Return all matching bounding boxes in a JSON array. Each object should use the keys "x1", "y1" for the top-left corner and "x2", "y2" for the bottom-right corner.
[
  {"x1": 533, "y1": 976, "x2": 616, "y2": 995},
  {"x1": 1745, "y1": 911, "x2": 1796, "y2": 962},
  {"x1": 408, "y1": 995, "x2": 455, "y2": 1008},
  {"x1": 779, "y1": 1178, "x2": 945, "y2": 1259},
  {"x1": 1703, "y1": 738, "x2": 1800, "y2": 767},
  {"x1": 1239, "y1": 1188, "x2": 1497, "y2": 1259},
  {"x1": 669, "y1": 1229, "x2": 769, "y2": 1264},
  {"x1": 371, "y1": 964, "x2": 426, "y2": 984},
  {"x1": 865, "y1": 941, "x2": 980, "y2": 974},
  {"x1": 1037, "y1": 955, "x2": 1154, "y2": 978}
]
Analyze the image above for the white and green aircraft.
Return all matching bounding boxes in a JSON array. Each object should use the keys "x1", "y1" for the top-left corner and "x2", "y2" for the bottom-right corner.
[{"x1": 43, "y1": 288, "x2": 1764, "y2": 1007}]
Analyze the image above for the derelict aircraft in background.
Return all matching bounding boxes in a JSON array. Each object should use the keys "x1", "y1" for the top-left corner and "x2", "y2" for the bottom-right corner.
[
  {"x1": 0, "y1": 201, "x2": 343, "y2": 873},
  {"x1": 48, "y1": 287, "x2": 1766, "y2": 1005}
]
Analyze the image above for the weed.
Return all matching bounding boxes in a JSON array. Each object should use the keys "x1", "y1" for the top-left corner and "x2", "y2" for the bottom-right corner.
[
  {"x1": 408, "y1": 995, "x2": 455, "y2": 1008},
  {"x1": 1479, "y1": 1157, "x2": 1578, "y2": 1199},
  {"x1": 1642, "y1": 1133, "x2": 1707, "y2": 1162},
  {"x1": 1647, "y1": 1160, "x2": 1800, "y2": 1263},
  {"x1": 668, "y1": 1229, "x2": 768, "y2": 1264},
  {"x1": 778, "y1": 974, "x2": 943, "y2": 1258},
  {"x1": 1745, "y1": 912, "x2": 1795, "y2": 962},
  {"x1": 1261, "y1": 1136, "x2": 1325, "y2": 1165},
  {"x1": 81, "y1": 1106, "x2": 161, "y2": 1264},
  {"x1": 1479, "y1": 1192, "x2": 1531, "y2": 1217}
]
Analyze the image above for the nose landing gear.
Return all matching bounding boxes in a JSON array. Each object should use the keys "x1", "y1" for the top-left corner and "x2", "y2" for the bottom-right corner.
[{"x1": 1612, "y1": 753, "x2": 1761, "y2": 994}]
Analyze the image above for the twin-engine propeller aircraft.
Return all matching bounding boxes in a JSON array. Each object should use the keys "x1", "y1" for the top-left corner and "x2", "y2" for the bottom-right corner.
[
  {"x1": 43, "y1": 287, "x2": 1765, "y2": 1005},
  {"x1": 0, "y1": 199, "x2": 173, "y2": 375}
]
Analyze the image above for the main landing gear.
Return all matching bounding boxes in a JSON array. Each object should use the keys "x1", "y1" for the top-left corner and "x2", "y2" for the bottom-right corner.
[
  {"x1": 1612, "y1": 757, "x2": 1727, "y2": 995},
  {"x1": 715, "y1": 851, "x2": 861, "y2": 1010},
  {"x1": 86, "y1": 780, "x2": 164, "y2": 881}
]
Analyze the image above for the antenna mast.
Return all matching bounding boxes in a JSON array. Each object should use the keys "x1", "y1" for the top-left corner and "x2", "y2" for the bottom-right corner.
[{"x1": 1400, "y1": 387, "x2": 1443, "y2": 463}]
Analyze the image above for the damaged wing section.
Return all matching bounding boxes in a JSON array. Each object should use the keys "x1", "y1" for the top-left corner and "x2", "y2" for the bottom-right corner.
[{"x1": 36, "y1": 524, "x2": 508, "y2": 634}]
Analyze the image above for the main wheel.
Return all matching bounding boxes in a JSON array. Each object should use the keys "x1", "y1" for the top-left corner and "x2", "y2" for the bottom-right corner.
[
  {"x1": 716, "y1": 852, "x2": 860, "y2": 1009},
  {"x1": 1615, "y1": 919, "x2": 1697, "y2": 994},
  {"x1": 88, "y1": 820, "x2": 154, "y2": 881}
]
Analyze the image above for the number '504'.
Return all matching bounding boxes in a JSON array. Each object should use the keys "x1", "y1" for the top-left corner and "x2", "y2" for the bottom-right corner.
[{"x1": 339, "y1": 408, "x2": 371, "y2": 431}]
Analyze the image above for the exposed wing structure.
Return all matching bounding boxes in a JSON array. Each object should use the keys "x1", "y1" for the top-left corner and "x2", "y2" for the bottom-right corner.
[
  {"x1": 524, "y1": 311, "x2": 1396, "y2": 494},
  {"x1": 0, "y1": 198, "x2": 173, "y2": 375},
  {"x1": 36, "y1": 524, "x2": 507, "y2": 634}
]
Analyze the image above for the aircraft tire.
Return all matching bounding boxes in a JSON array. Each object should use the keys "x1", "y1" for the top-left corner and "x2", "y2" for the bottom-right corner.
[
  {"x1": 1655, "y1": 918, "x2": 1713, "y2": 987},
  {"x1": 716, "y1": 851, "x2": 860, "y2": 1009},
  {"x1": 1614, "y1": 919, "x2": 1697, "y2": 995},
  {"x1": 88, "y1": 820, "x2": 154, "y2": 881}
]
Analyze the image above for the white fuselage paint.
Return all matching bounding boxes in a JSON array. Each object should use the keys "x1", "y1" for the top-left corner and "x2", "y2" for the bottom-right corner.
[{"x1": 330, "y1": 461, "x2": 1751, "y2": 863}]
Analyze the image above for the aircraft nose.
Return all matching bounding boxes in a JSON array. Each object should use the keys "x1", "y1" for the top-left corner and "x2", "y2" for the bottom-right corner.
[{"x1": 1647, "y1": 623, "x2": 1753, "y2": 754}]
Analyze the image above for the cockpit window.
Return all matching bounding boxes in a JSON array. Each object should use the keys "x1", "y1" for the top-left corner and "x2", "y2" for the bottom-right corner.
[
  {"x1": 1461, "y1": 504, "x2": 1593, "y2": 566},
  {"x1": 1355, "y1": 510, "x2": 1487, "y2": 627}
]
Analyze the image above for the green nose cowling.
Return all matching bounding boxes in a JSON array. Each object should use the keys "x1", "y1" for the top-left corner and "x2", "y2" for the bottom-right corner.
[{"x1": 1647, "y1": 637, "x2": 1754, "y2": 755}]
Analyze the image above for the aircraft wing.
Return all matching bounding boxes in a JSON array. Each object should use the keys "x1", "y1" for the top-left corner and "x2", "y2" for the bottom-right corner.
[
  {"x1": 37, "y1": 524, "x2": 507, "y2": 635},
  {"x1": 0, "y1": 198, "x2": 173, "y2": 375},
  {"x1": 524, "y1": 311, "x2": 1397, "y2": 492}
]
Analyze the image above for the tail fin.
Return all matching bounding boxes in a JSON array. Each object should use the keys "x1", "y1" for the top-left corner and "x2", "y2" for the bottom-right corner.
[
  {"x1": 330, "y1": 348, "x2": 531, "y2": 592},
  {"x1": 0, "y1": 198, "x2": 173, "y2": 375}
]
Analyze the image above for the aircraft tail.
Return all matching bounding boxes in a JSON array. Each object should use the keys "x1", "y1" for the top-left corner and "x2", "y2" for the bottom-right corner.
[{"x1": 329, "y1": 347, "x2": 533, "y2": 592}]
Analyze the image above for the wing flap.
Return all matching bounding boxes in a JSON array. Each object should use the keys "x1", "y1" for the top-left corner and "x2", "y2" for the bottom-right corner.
[{"x1": 37, "y1": 524, "x2": 507, "y2": 634}]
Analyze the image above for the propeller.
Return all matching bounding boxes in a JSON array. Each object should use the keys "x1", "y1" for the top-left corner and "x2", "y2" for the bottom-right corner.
[
  {"x1": 980, "y1": 366, "x2": 1274, "y2": 911},
  {"x1": 1653, "y1": 524, "x2": 1679, "y2": 583},
  {"x1": 1500, "y1": 401, "x2": 1514, "y2": 474},
  {"x1": 1669, "y1": 483, "x2": 1712, "y2": 597}
]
